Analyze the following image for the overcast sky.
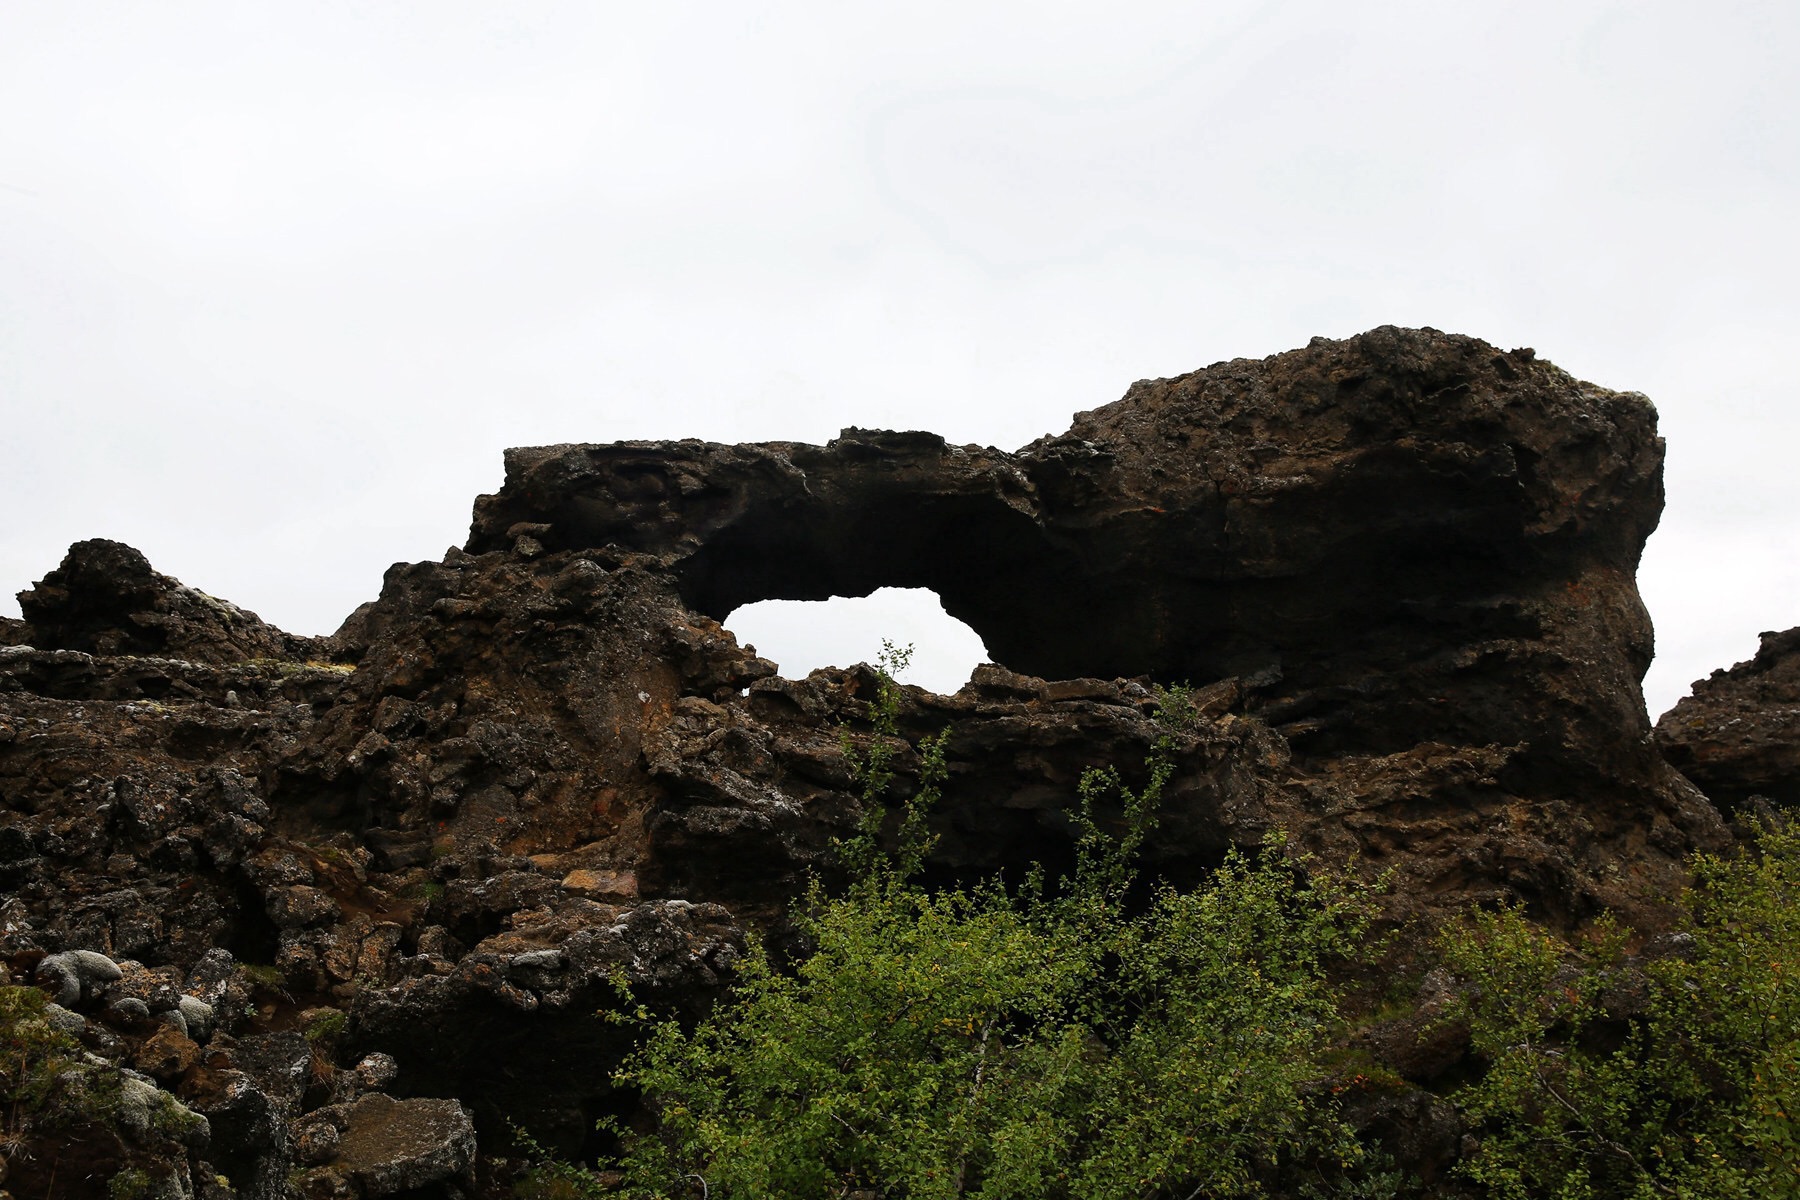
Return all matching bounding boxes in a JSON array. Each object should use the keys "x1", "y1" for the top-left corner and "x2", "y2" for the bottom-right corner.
[{"x1": 3, "y1": 1, "x2": 1796, "y2": 714}]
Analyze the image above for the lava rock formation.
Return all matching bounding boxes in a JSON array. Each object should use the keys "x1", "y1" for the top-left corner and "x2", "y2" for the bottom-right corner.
[{"x1": 0, "y1": 326, "x2": 1764, "y2": 1197}]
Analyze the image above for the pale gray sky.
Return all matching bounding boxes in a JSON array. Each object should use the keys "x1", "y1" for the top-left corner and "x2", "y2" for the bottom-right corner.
[{"x1": 3, "y1": 1, "x2": 1796, "y2": 713}]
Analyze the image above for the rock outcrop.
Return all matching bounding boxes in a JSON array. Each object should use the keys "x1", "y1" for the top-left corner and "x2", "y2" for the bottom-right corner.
[
  {"x1": 0, "y1": 327, "x2": 1745, "y2": 1194},
  {"x1": 1657, "y1": 626, "x2": 1800, "y2": 813},
  {"x1": 459, "y1": 326, "x2": 1723, "y2": 918},
  {"x1": 18, "y1": 539, "x2": 319, "y2": 664}
]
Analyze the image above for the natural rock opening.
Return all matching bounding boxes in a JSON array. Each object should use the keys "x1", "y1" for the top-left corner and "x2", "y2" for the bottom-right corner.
[{"x1": 723, "y1": 587, "x2": 989, "y2": 693}]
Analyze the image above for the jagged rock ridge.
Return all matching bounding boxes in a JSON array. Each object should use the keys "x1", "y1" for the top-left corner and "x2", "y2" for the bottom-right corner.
[
  {"x1": 1657, "y1": 626, "x2": 1800, "y2": 813},
  {"x1": 0, "y1": 327, "x2": 1750, "y2": 1196}
]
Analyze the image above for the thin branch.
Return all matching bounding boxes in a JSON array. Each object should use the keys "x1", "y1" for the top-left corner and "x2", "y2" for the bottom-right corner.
[{"x1": 1521, "y1": 1040, "x2": 1676, "y2": 1198}]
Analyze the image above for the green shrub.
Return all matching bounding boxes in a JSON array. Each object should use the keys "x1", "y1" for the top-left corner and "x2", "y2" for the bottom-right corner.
[
  {"x1": 513, "y1": 1170, "x2": 606, "y2": 1200},
  {"x1": 1441, "y1": 820, "x2": 1800, "y2": 1198},
  {"x1": 603, "y1": 657, "x2": 1378, "y2": 1198},
  {"x1": 510, "y1": 1123, "x2": 616, "y2": 1198}
]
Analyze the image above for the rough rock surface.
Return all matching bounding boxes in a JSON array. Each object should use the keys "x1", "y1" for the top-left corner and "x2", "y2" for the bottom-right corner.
[
  {"x1": 293, "y1": 1093, "x2": 476, "y2": 1197},
  {"x1": 462, "y1": 326, "x2": 1724, "y2": 919},
  {"x1": 1657, "y1": 626, "x2": 1800, "y2": 811},
  {"x1": 0, "y1": 327, "x2": 1745, "y2": 1194},
  {"x1": 18, "y1": 539, "x2": 321, "y2": 664}
]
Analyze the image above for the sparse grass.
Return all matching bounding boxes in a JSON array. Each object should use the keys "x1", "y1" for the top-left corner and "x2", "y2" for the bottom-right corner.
[
  {"x1": 510, "y1": 1124, "x2": 614, "y2": 1199},
  {"x1": 402, "y1": 879, "x2": 446, "y2": 904},
  {"x1": 513, "y1": 1166, "x2": 610, "y2": 1199},
  {"x1": 303, "y1": 1009, "x2": 348, "y2": 1045},
  {"x1": 1317, "y1": 1046, "x2": 1410, "y2": 1095},
  {"x1": 1, "y1": 985, "x2": 86, "y2": 1115},
  {"x1": 109, "y1": 1167, "x2": 155, "y2": 1199},
  {"x1": 0, "y1": 985, "x2": 181, "y2": 1167},
  {"x1": 306, "y1": 843, "x2": 353, "y2": 869},
  {"x1": 240, "y1": 658, "x2": 357, "y2": 677},
  {"x1": 238, "y1": 963, "x2": 287, "y2": 992}
]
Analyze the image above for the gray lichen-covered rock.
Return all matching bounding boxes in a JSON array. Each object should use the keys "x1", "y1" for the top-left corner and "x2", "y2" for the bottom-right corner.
[
  {"x1": 42, "y1": 1001, "x2": 86, "y2": 1036},
  {"x1": 36, "y1": 948, "x2": 122, "y2": 1006},
  {"x1": 177, "y1": 994, "x2": 216, "y2": 1041},
  {"x1": 116, "y1": 1070, "x2": 210, "y2": 1146}
]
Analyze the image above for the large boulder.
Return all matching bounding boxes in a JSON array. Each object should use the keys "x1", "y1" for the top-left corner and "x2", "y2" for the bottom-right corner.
[{"x1": 295, "y1": 1093, "x2": 475, "y2": 1197}]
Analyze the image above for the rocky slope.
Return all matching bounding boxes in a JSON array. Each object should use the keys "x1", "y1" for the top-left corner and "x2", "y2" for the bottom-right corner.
[{"x1": 0, "y1": 327, "x2": 1760, "y2": 1197}]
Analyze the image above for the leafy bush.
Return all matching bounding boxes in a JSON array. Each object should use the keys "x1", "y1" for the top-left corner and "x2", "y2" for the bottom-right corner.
[
  {"x1": 511, "y1": 1123, "x2": 617, "y2": 1199},
  {"x1": 491, "y1": 647, "x2": 1800, "y2": 1198},
  {"x1": 603, "y1": 654, "x2": 1379, "y2": 1198},
  {"x1": 1441, "y1": 821, "x2": 1800, "y2": 1198}
]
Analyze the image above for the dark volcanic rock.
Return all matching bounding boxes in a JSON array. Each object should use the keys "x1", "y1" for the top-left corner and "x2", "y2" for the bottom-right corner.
[
  {"x1": 295, "y1": 1093, "x2": 476, "y2": 1198},
  {"x1": 17, "y1": 538, "x2": 319, "y2": 663},
  {"x1": 0, "y1": 327, "x2": 1741, "y2": 1192},
  {"x1": 463, "y1": 326, "x2": 1724, "y2": 921},
  {"x1": 472, "y1": 330, "x2": 1657, "y2": 749},
  {"x1": 1657, "y1": 626, "x2": 1800, "y2": 811}
]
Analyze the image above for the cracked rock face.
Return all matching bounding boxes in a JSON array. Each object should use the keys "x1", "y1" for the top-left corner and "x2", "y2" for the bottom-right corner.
[{"x1": 0, "y1": 327, "x2": 1740, "y2": 1192}]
